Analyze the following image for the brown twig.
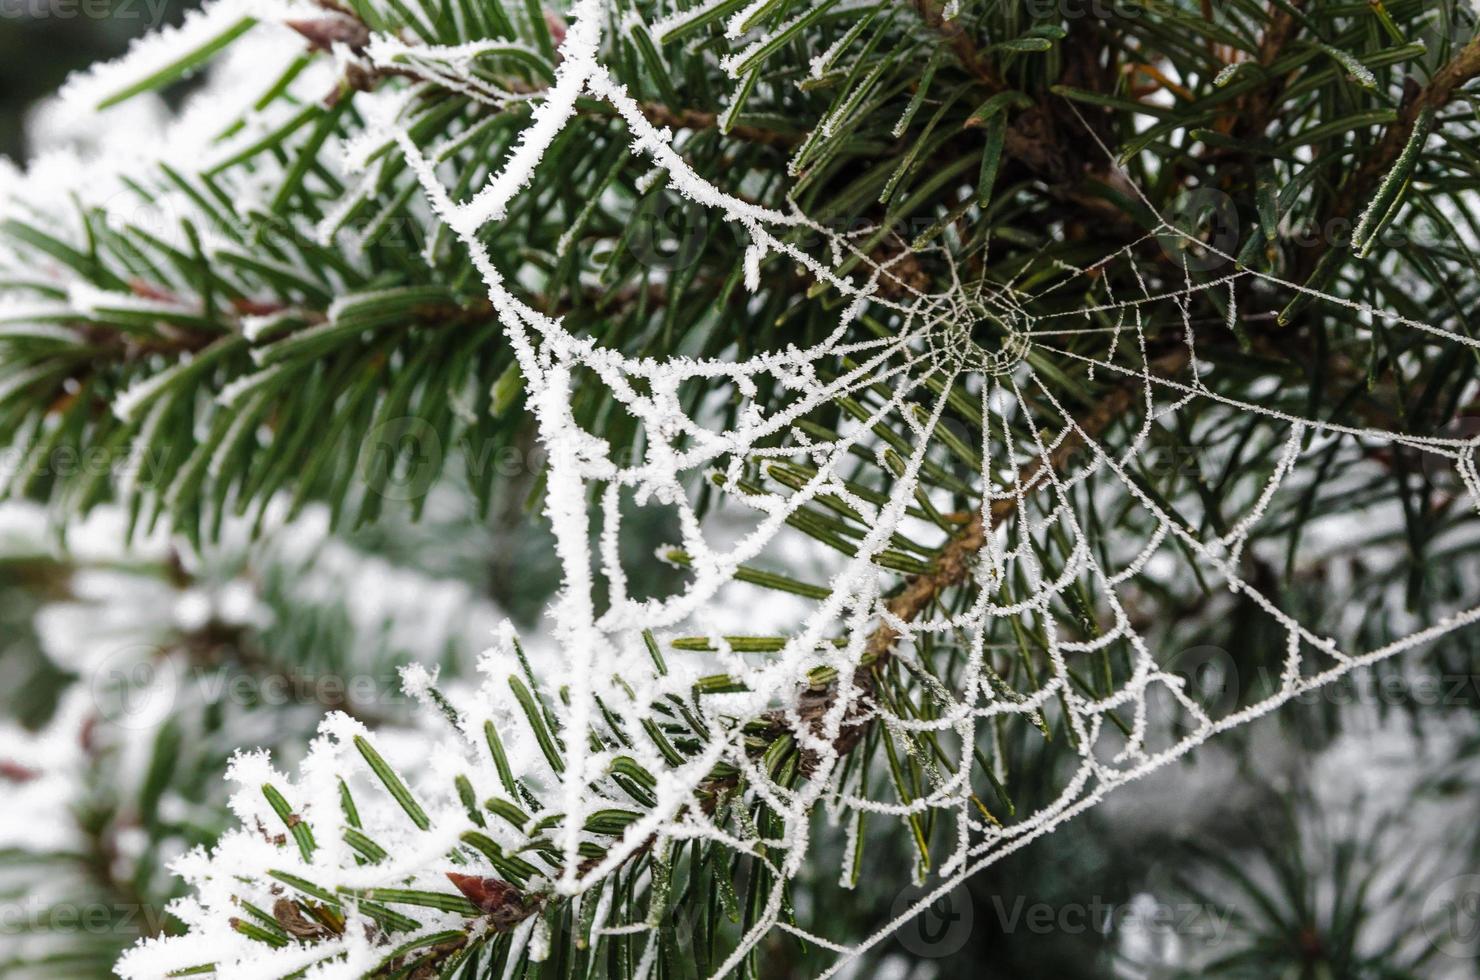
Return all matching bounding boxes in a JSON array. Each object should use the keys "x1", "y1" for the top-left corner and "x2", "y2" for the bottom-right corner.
[
  {"x1": 1291, "y1": 34, "x2": 1480, "y2": 284},
  {"x1": 1331, "y1": 35, "x2": 1480, "y2": 227},
  {"x1": 909, "y1": 0, "x2": 1005, "y2": 91},
  {"x1": 1225, "y1": 0, "x2": 1310, "y2": 140}
]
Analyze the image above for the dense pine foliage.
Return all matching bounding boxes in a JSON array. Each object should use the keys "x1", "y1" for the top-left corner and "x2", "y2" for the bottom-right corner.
[{"x1": 2, "y1": 0, "x2": 1480, "y2": 977}]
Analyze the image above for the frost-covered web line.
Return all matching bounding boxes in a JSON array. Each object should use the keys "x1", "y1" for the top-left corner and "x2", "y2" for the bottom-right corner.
[{"x1": 367, "y1": 1, "x2": 1480, "y2": 972}]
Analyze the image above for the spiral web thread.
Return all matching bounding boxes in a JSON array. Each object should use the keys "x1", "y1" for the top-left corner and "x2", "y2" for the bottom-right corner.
[
  {"x1": 81, "y1": 0, "x2": 1480, "y2": 973},
  {"x1": 366, "y1": 3, "x2": 1480, "y2": 972}
]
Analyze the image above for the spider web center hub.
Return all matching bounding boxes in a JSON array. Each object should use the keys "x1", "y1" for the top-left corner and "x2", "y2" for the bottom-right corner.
[{"x1": 930, "y1": 296, "x2": 1030, "y2": 375}]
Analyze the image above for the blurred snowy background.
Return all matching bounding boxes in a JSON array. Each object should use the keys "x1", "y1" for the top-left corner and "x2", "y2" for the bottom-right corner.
[{"x1": 0, "y1": 0, "x2": 194, "y2": 159}]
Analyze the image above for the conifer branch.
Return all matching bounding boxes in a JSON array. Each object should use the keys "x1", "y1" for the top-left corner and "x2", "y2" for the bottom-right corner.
[
  {"x1": 1291, "y1": 33, "x2": 1480, "y2": 284},
  {"x1": 1334, "y1": 34, "x2": 1480, "y2": 225}
]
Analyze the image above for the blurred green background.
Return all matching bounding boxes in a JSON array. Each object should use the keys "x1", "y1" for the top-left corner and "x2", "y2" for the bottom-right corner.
[{"x1": 0, "y1": 0, "x2": 188, "y2": 160}]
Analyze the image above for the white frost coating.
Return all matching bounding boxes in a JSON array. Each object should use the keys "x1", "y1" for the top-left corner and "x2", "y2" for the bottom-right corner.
[
  {"x1": 239, "y1": 309, "x2": 298, "y2": 343},
  {"x1": 1213, "y1": 62, "x2": 1243, "y2": 86},
  {"x1": 721, "y1": 4, "x2": 826, "y2": 77},
  {"x1": 743, "y1": 242, "x2": 765, "y2": 292},
  {"x1": 215, "y1": 362, "x2": 285, "y2": 407},
  {"x1": 69, "y1": 282, "x2": 190, "y2": 318},
  {"x1": 1325, "y1": 44, "x2": 1377, "y2": 89},
  {"x1": 58, "y1": 0, "x2": 266, "y2": 113},
  {"x1": 447, "y1": 0, "x2": 606, "y2": 234},
  {"x1": 810, "y1": 18, "x2": 861, "y2": 79},
  {"x1": 9, "y1": 0, "x2": 1469, "y2": 974},
  {"x1": 113, "y1": 356, "x2": 193, "y2": 422},
  {"x1": 725, "y1": 0, "x2": 772, "y2": 37},
  {"x1": 0, "y1": 321, "x2": 82, "y2": 345},
  {"x1": 652, "y1": 0, "x2": 734, "y2": 42}
]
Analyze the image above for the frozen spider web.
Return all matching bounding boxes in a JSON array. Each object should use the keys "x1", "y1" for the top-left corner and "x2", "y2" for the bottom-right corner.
[
  {"x1": 398, "y1": 12, "x2": 1480, "y2": 975},
  {"x1": 111, "y1": 1, "x2": 1480, "y2": 976}
]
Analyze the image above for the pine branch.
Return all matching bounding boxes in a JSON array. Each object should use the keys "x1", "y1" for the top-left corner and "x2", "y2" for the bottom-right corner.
[
  {"x1": 1288, "y1": 33, "x2": 1480, "y2": 288},
  {"x1": 407, "y1": 346, "x2": 1200, "y2": 974},
  {"x1": 1335, "y1": 34, "x2": 1480, "y2": 226},
  {"x1": 910, "y1": 0, "x2": 1005, "y2": 91}
]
